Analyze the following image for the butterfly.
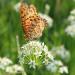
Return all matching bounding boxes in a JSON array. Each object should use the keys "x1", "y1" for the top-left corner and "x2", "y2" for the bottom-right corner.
[{"x1": 19, "y1": 2, "x2": 47, "y2": 40}]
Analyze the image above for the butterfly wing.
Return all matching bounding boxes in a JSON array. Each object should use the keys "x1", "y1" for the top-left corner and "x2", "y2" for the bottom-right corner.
[
  {"x1": 19, "y1": 3, "x2": 37, "y2": 40},
  {"x1": 30, "y1": 16, "x2": 47, "y2": 39},
  {"x1": 19, "y1": 3, "x2": 47, "y2": 40},
  {"x1": 19, "y1": 3, "x2": 30, "y2": 39}
]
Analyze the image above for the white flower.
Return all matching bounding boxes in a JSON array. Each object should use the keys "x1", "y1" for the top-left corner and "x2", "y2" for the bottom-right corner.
[
  {"x1": 6, "y1": 66, "x2": 14, "y2": 73},
  {"x1": 56, "y1": 46, "x2": 70, "y2": 60},
  {"x1": 46, "y1": 62, "x2": 58, "y2": 73},
  {"x1": 53, "y1": 60, "x2": 63, "y2": 66},
  {"x1": 34, "y1": 50, "x2": 42, "y2": 58},
  {"x1": 0, "y1": 57, "x2": 24, "y2": 74},
  {"x1": 1, "y1": 57, "x2": 13, "y2": 66},
  {"x1": 19, "y1": 41, "x2": 48, "y2": 60},
  {"x1": 28, "y1": 60, "x2": 36, "y2": 69},
  {"x1": 68, "y1": 15, "x2": 75, "y2": 22},
  {"x1": 20, "y1": 41, "x2": 45, "y2": 57},
  {"x1": 43, "y1": 45, "x2": 54, "y2": 61},
  {"x1": 0, "y1": 64, "x2": 5, "y2": 70},
  {"x1": 43, "y1": 45, "x2": 48, "y2": 53},
  {"x1": 70, "y1": 9, "x2": 75, "y2": 15},
  {"x1": 65, "y1": 24, "x2": 75, "y2": 37},
  {"x1": 19, "y1": 41, "x2": 54, "y2": 68},
  {"x1": 14, "y1": 2, "x2": 21, "y2": 12},
  {"x1": 0, "y1": 58, "x2": 2, "y2": 69},
  {"x1": 0, "y1": 57, "x2": 13, "y2": 70},
  {"x1": 6, "y1": 65, "x2": 23, "y2": 74},
  {"x1": 12, "y1": 65, "x2": 23, "y2": 72},
  {"x1": 46, "y1": 60, "x2": 63, "y2": 73},
  {"x1": 59, "y1": 66, "x2": 68, "y2": 74},
  {"x1": 46, "y1": 51, "x2": 54, "y2": 61},
  {"x1": 66, "y1": 9, "x2": 75, "y2": 37},
  {"x1": 51, "y1": 45, "x2": 70, "y2": 62},
  {"x1": 43, "y1": 59, "x2": 49, "y2": 65},
  {"x1": 39, "y1": 13, "x2": 53, "y2": 27}
]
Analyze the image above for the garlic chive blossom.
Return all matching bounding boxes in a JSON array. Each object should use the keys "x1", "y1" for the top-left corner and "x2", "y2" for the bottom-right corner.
[{"x1": 19, "y1": 41, "x2": 54, "y2": 69}]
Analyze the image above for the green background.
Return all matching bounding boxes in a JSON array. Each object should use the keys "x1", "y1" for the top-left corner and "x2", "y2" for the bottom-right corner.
[{"x1": 0, "y1": 0, "x2": 75, "y2": 75}]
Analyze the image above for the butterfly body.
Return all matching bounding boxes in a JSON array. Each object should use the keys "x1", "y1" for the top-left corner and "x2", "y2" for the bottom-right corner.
[{"x1": 19, "y1": 2, "x2": 47, "y2": 40}]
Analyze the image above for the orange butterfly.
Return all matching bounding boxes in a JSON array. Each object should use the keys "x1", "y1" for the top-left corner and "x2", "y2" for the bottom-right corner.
[{"x1": 19, "y1": 1, "x2": 47, "y2": 40}]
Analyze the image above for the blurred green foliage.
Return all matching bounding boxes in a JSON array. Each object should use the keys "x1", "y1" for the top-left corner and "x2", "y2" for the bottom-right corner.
[{"x1": 0, "y1": 0, "x2": 75, "y2": 75}]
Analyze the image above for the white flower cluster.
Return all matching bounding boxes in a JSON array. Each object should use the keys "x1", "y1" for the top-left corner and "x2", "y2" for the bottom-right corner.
[
  {"x1": 51, "y1": 45, "x2": 70, "y2": 62},
  {"x1": 19, "y1": 41, "x2": 68, "y2": 74},
  {"x1": 0, "y1": 57, "x2": 23, "y2": 74},
  {"x1": 65, "y1": 24, "x2": 75, "y2": 37},
  {"x1": 46, "y1": 45, "x2": 70, "y2": 74},
  {"x1": 46, "y1": 60, "x2": 63, "y2": 72},
  {"x1": 46, "y1": 60, "x2": 68, "y2": 74},
  {"x1": 59, "y1": 66, "x2": 68, "y2": 74},
  {"x1": 65, "y1": 9, "x2": 75, "y2": 37},
  {"x1": 0, "y1": 57, "x2": 13, "y2": 70},
  {"x1": 68, "y1": 9, "x2": 75, "y2": 22},
  {"x1": 19, "y1": 41, "x2": 54, "y2": 69},
  {"x1": 6, "y1": 64, "x2": 23, "y2": 74}
]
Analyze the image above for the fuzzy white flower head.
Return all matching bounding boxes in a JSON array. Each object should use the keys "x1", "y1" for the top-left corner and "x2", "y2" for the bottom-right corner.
[
  {"x1": 19, "y1": 41, "x2": 54, "y2": 68},
  {"x1": 0, "y1": 61, "x2": 5, "y2": 70},
  {"x1": 1, "y1": 57, "x2": 13, "y2": 66},
  {"x1": 70, "y1": 9, "x2": 75, "y2": 15},
  {"x1": 68, "y1": 15, "x2": 75, "y2": 22},
  {"x1": 46, "y1": 62, "x2": 58, "y2": 73},
  {"x1": 67, "y1": 9, "x2": 75, "y2": 24},
  {"x1": 0, "y1": 57, "x2": 13, "y2": 70},
  {"x1": 6, "y1": 66, "x2": 14, "y2": 74},
  {"x1": 59, "y1": 66, "x2": 68, "y2": 74},
  {"x1": 39, "y1": 13, "x2": 53, "y2": 27},
  {"x1": 14, "y1": 2, "x2": 21, "y2": 12},
  {"x1": 46, "y1": 60, "x2": 63, "y2": 72},
  {"x1": 66, "y1": 9, "x2": 75, "y2": 37},
  {"x1": 53, "y1": 60, "x2": 63, "y2": 66},
  {"x1": 12, "y1": 65, "x2": 24, "y2": 73},
  {"x1": 6, "y1": 65, "x2": 23, "y2": 74},
  {"x1": 65, "y1": 24, "x2": 75, "y2": 37},
  {"x1": 51, "y1": 45, "x2": 70, "y2": 62},
  {"x1": 46, "y1": 60, "x2": 64, "y2": 73},
  {"x1": 20, "y1": 41, "x2": 46, "y2": 57}
]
